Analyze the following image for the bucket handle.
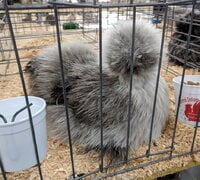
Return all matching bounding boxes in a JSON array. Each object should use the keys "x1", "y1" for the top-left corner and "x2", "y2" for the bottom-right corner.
[
  {"x1": 11, "y1": 103, "x2": 33, "y2": 122},
  {"x1": 0, "y1": 114, "x2": 7, "y2": 123},
  {"x1": 0, "y1": 103, "x2": 33, "y2": 124}
]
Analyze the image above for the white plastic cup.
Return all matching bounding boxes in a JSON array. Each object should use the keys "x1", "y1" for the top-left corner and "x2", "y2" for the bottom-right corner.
[
  {"x1": 0, "y1": 96, "x2": 47, "y2": 172},
  {"x1": 173, "y1": 75, "x2": 200, "y2": 126}
]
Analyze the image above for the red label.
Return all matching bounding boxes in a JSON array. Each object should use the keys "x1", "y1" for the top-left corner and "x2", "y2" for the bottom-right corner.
[{"x1": 184, "y1": 100, "x2": 200, "y2": 122}]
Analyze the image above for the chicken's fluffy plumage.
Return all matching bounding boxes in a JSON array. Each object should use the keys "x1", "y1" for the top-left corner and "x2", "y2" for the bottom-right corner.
[{"x1": 25, "y1": 20, "x2": 169, "y2": 158}]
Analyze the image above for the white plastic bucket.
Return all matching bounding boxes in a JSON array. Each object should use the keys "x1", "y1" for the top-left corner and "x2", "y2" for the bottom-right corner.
[
  {"x1": 173, "y1": 75, "x2": 200, "y2": 126},
  {"x1": 0, "y1": 96, "x2": 47, "y2": 172}
]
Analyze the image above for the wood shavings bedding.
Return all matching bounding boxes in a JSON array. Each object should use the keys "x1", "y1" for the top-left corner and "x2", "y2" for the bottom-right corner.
[
  {"x1": 0, "y1": 35, "x2": 200, "y2": 179},
  {"x1": 0, "y1": 65, "x2": 199, "y2": 180}
]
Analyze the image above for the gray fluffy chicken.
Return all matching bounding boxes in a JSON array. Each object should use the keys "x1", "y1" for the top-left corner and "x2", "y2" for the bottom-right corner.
[
  {"x1": 25, "y1": 20, "x2": 169, "y2": 158},
  {"x1": 168, "y1": 11, "x2": 200, "y2": 68}
]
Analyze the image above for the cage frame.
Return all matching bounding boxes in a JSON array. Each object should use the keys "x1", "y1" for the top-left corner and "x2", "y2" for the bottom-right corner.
[{"x1": 0, "y1": 0, "x2": 200, "y2": 179}]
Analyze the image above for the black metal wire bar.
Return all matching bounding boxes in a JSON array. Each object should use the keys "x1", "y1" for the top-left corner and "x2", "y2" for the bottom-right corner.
[
  {"x1": 53, "y1": 4, "x2": 76, "y2": 178},
  {"x1": 0, "y1": 29, "x2": 96, "y2": 41},
  {"x1": 167, "y1": 33, "x2": 200, "y2": 43},
  {"x1": 82, "y1": 8, "x2": 85, "y2": 36},
  {"x1": 147, "y1": 147, "x2": 174, "y2": 157},
  {"x1": 0, "y1": 72, "x2": 20, "y2": 76},
  {"x1": 0, "y1": 4, "x2": 54, "y2": 10},
  {"x1": 97, "y1": 156, "x2": 171, "y2": 180},
  {"x1": 191, "y1": 109, "x2": 200, "y2": 152},
  {"x1": 3, "y1": 2, "x2": 43, "y2": 179},
  {"x1": 0, "y1": 45, "x2": 50, "y2": 53},
  {"x1": 0, "y1": 157, "x2": 7, "y2": 180},
  {"x1": 162, "y1": 65, "x2": 181, "y2": 76},
  {"x1": 146, "y1": 3, "x2": 168, "y2": 156},
  {"x1": 101, "y1": 147, "x2": 200, "y2": 179},
  {"x1": 49, "y1": 0, "x2": 196, "y2": 8},
  {"x1": 165, "y1": 6, "x2": 171, "y2": 42},
  {"x1": 3, "y1": 22, "x2": 47, "y2": 28},
  {"x1": 104, "y1": 145, "x2": 174, "y2": 170},
  {"x1": 106, "y1": 7, "x2": 109, "y2": 27},
  {"x1": 170, "y1": 0, "x2": 196, "y2": 158},
  {"x1": 98, "y1": 146, "x2": 200, "y2": 180},
  {"x1": 0, "y1": 1, "x2": 199, "y2": 180},
  {"x1": 0, "y1": 58, "x2": 32, "y2": 65},
  {"x1": 125, "y1": 6, "x2": 136, "y2": 161},
  {"x1": 0, "y1": 114, "x2": 7, "y2": 123},
  {"x1": 166, "y1": 36, "x2": 200, "y2": 48},
  {"x1": 186, "y1": 42, "x2": 200, "y2": 50},
  {"x1": 0, "y1": 0, "x2": 197, "y2": 11},
  {"x1": 11, "y1": 103, "x2": 33, "y2": 122},
  {"x1": 104, "y1": 154, "x2": 146, "y2": 170},
  {"x1": 187, "y1": 146, "x2": 200, "y2": 154},
  {"x1": 0, "y1": 8, "x2": 96, "y2": 16},
  {"x1": 76, "y1": 147, "x2": 200, "y2": 180},
  {"x1": 167, "y1": 17, "x2": 200, "y2": 27},
  {"x1": 107, "y1": 148, "x2": 169, "y2": 171},
  {"x1": 167, "y1": 42, "x2": 200, "y2": 56},
  {"x1": 117, "y1": 0, "x2": 120, "y2": 21},
  {"x1": 167, "y1": 53, "x2": 200, "y2": 69},
  {"x1": 170, "y1": 6, "x2": 175, "y2": 38},
  {"x1": 98, "y1": 5, "x2": 104, "y2": 173},
  {"x1": 78, "y1": 146, "x2": 200, "y2": 180},
  {"x1": 171, "y1": 148, "x2": 200, "y2": 159},
  {"x1": 80, "y1": 33, "x2": 98, "y2": 44}
]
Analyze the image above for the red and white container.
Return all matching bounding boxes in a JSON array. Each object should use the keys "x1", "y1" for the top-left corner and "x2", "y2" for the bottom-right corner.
[{"x1": 173, "y1": 75, "x2": 200, "y2": 126}]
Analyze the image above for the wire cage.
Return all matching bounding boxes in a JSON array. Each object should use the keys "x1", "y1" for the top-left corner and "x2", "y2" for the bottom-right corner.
[{"x1": 0, "y1": 0, "x2": 200, "y2": 179}]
